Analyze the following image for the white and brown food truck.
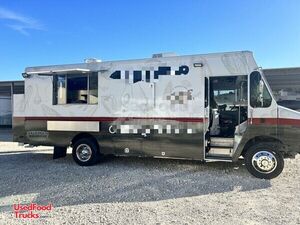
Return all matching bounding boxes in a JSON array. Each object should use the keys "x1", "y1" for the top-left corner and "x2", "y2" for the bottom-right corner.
[{"x1": 13, "y1": 51, "x2": 300, "y2": 179}]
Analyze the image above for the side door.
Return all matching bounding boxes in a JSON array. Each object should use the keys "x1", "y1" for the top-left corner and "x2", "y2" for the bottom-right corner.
[{"x1": 248, "y1": 70, "x2": 278, "y2": 127}]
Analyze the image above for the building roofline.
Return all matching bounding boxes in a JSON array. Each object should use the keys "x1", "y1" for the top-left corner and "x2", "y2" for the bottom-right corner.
[{"x1": 263, "y1": 66, "x2": 300, "y2": 71}]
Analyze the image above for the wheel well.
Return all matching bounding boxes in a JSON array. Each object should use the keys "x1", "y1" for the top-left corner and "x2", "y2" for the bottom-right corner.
[
  {"x1": 241, "y1": 136, "x2": 284, "y2": 156},
  {"x1": 71, "y1": 133, "x2": 98, "y2": 147}
]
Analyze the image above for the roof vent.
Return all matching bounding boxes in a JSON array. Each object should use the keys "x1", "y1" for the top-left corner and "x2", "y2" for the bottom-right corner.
[
  {"x1": 84, "y1": 58, "x2": 101, "y2": 63},
  {"x1": 152, "y1": 52, "x2": 177, "y2": 58}
]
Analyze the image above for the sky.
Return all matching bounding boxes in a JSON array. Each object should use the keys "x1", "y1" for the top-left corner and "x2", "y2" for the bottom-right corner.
[{"x1": 0, "y1": 0, "x2": 300, "y2": 81}]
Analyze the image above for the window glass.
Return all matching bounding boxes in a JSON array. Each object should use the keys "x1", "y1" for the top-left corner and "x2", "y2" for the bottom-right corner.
[
  {"x1": 250, "y1": 71, "x2": 272, "y2": 108},
  {"x1": 89, "y1": 72, "x2": 98, "y2": 104}
]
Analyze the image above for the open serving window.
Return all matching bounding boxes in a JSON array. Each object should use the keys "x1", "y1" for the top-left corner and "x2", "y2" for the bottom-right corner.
[{"x1": 53, "y1": 72, "x2": 98, "y2": 105}]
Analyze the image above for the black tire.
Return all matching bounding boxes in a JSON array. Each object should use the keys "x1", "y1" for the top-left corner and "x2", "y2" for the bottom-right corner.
[
  {"x1": 244, "y1": 142, "x2": 284, "y2": 179},
  {"x1": 72, "y1": 138, "x2": 101, "y2": 166}
]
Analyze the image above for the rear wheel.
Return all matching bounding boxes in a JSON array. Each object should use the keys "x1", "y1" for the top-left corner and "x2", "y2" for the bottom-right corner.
[
  {"x1": 244, "y1": 142, "x2": 284, "y2": 179},
  {"x1": 72, "y1": 138, "x2": 101, "y2": 166}
]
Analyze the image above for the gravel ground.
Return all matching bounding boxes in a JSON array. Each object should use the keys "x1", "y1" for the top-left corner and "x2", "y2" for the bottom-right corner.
[{"x1": 0, "y1": 142, "x2": 299, "y2": 225}]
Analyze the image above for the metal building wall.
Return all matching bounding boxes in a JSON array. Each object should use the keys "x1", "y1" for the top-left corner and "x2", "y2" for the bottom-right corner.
[{"x1": 0, "y1": 81, "x2": 24, "y2": 127}]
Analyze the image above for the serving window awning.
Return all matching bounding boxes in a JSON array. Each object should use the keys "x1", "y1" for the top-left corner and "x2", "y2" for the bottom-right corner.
[{"x1": 23, "y1": 68, "x2": 91, "y2": 77}]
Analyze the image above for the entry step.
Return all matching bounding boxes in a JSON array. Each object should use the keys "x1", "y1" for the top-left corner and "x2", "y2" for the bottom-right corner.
[{"x1": 210, "y1": 137, "x2": 234, "y2": 148}]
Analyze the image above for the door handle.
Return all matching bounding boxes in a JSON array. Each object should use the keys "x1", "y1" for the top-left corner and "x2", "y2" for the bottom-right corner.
[{"x1": 249, "y1": 109, "x2": 253, "y2": 124}]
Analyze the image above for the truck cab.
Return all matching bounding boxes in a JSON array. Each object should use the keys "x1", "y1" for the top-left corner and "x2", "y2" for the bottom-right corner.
[{"x1": 204, "y1": 69, "x2": 300, "y2": 179}]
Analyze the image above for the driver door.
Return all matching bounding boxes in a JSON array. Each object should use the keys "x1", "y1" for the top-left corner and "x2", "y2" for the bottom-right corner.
[{"x1": 248, "y1": 71, "x2": 277, "y2": 126}]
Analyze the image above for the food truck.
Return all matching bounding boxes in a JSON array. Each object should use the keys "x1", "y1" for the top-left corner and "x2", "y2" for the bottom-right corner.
[{"x1": 13, "y1": 51, "x2": 300, "y2": 179}]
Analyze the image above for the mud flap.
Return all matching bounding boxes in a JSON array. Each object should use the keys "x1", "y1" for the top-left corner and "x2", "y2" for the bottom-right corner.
[{"x1": 53, "y1": 146, "x2": 67, "y2": 159}]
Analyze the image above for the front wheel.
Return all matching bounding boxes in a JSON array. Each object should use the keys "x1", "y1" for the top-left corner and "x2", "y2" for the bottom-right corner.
[
  {"x1": 72, "y1": 138, "x2": 101, "y2": 166},
  {"x1": 244, "y1": 142, "x2": 284, "y2": 179}
]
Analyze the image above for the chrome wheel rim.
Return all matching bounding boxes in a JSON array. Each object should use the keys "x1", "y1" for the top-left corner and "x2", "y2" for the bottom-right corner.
[
  {"x1": 76, "y1": 144, "x2": 92, "y2": 162},
  {"x1": 252, "y1": 151, "x2": 277, "y2": 174}
]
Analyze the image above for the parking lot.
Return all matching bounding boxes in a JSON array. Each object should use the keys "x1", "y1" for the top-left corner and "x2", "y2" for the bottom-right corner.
[{"x1": 0, "y1": 142, "x2": 299, "y2": 225}]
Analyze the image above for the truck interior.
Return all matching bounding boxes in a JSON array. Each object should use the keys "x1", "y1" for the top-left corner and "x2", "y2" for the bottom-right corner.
[{"x1": 205, "y1": 75, "x2": 248, "y2": 159}]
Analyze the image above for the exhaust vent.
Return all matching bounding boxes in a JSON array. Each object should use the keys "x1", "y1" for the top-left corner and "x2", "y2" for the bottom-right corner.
[{"x1": 152, "y1": 52, "x2": 177, "y2": 58}]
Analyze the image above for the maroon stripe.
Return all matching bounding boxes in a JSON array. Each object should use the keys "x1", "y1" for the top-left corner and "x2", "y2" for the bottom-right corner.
[
  {"x1": 278, "y1": 118, "x2": 300, "y2": 126},
  {"x1": 251, "y1": 118, "x2": 300, "y2": 126},
  {"x1": 14, "y1": 116, "x2": 204, "y2": 123},
  {"x1": 251, "y1": 118, "x2": 277, "y2": 125}
]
